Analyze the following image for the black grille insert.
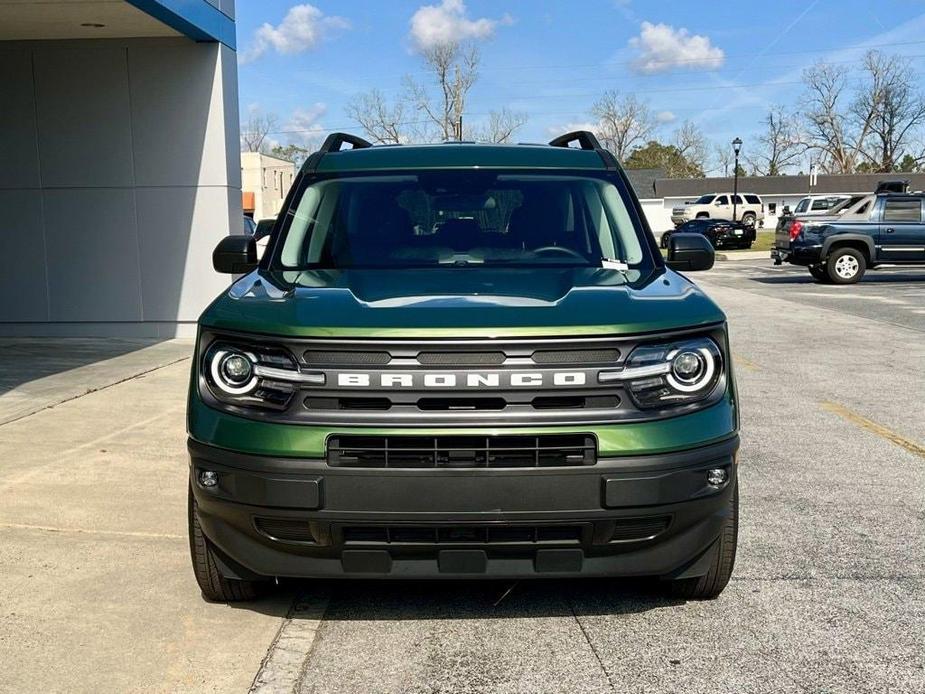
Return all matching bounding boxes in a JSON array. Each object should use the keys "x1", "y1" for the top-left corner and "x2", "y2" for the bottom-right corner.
[
  {"x1": 608, "y1": 517, "x2": 671, "y2": 542},
  {"x1": 254, "y1": 518, "x2": 317, "y2": 543},
  {"x1": 327, "y1": 434, "x2": 596, "y2": 468},
  {"x1": 532, "y1": 348, "x2": 620, "y2": 364},
  {"x1": 417, "y1": 351, "x2": 506, "y2": 365},
  {"x1": 342, "y1": 524, "x2": 584, "y2": 545},
  {"x1": 303, "y1": 350, "x2": 390, "y2": 365}
]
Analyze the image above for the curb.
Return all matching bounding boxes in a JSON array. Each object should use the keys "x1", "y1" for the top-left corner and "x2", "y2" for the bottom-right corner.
[{"x1": 715, "y1": 251, "x2": 771, "y2": 262}]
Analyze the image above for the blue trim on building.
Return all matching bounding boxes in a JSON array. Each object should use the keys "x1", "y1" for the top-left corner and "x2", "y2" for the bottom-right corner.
[{"x1": 126, "y1": 0, "x2": 236, "y2": 50}]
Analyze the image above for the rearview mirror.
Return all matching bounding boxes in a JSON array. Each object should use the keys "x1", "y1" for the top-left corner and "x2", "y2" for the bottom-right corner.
[
  {"x1": 213, "y1": 235, "x2": 257, "y2": 274},
  {"x1": 666, "y1": 233, "x2": 715, "y2": 272}
]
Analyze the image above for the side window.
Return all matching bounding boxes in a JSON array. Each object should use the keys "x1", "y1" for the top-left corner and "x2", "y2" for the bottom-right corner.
[
  {"x1": 882, "y1": 199, "x2": 922, "y2": 223},
  {"x1": 715, "y1": 195, "x2": 729, "y2": 205},
  {"x1": 732, "y1": 195, "x2": 744, "y2": 205},
  {"x1": 744, "y1": 195, "x2": 760, "y2": 204},
  {"x1": 810, "y1": 199, "x2": 829, "y2": 211}
]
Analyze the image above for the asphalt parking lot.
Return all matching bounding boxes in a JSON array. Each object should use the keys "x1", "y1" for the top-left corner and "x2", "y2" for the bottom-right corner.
[{"x1": 1, "y1": 259, "x2": 923, "y2": 693}]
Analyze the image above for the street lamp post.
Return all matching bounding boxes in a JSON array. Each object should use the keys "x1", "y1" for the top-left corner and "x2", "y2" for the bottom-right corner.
[{"x1": 732, "y1": 137, "x2": 742, "y2": 223}]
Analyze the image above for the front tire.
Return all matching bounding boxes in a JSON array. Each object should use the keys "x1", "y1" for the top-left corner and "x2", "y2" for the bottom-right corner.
[
  {"x1": 826, "y1": 247, "x2": 866, "y2": 284},
  {"x1": 189, "y1": 489, "x2": 262, "y2": 602},
  {"x1": 666, "y1": 482, "x2": 738, "y2": 600},
  {"x1": 741, "y1": 212, "x2": 756, "y2": 228}
]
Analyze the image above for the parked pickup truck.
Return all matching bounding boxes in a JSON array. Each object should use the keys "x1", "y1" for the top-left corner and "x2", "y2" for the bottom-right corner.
[
  {"x1": 772, "y1": 191, "x2": 925, "y2": 283},
  {"x1": 189, "y1": 131, "x2": 740, "y2": 603}
]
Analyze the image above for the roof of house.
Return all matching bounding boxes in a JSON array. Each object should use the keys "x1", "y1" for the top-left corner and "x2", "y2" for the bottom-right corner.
[
  {"x1": 655, "y1": 173, "x2": 925, "y2": 198},
  {"x1": 623, "y1": 168, "x2": 664, "y2": 199}
]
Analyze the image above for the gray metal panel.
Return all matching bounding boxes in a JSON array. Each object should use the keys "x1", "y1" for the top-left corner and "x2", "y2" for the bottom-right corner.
[
  {"x1": 33, "y1": 47, "x2": 135, "y2": 188},
  {"x1": 0, "y1": 190, "x2": 48, "y2": 321},
  {"x1": 135, "y1": 185, "x2": 237, "y2": 321},
  {"x1": 0, "y1": 48, "x2": 40, "y2": 189},
  {"x1": 129, "y1": 39, "x2": 230, "y2": 187},
  {"x1": 43, "y1": 188, "x2": 143, "y2": 321}
]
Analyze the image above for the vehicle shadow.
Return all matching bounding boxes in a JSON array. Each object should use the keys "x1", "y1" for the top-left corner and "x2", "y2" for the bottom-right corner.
[
  {"x1": 232, "y1": 577, "x2": 685, "y2": 620},
  {"x1": 750, "y1": 271, "x2": 925, "y2": 285}
]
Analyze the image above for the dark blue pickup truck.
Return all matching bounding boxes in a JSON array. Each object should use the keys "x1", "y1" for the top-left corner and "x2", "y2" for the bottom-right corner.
[{"x1": 773, "y1": 192, "x2": 925, "y2": 283}]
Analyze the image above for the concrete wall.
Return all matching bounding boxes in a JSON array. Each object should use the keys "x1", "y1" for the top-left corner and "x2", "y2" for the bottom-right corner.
[{"x1": 0, "y1": 37, "x2": 240, "y2": 337}]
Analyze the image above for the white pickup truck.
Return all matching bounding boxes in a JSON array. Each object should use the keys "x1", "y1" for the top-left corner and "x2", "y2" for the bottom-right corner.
[{"x1": 671, "y1": 193, "x2": 765, "y2": 228}]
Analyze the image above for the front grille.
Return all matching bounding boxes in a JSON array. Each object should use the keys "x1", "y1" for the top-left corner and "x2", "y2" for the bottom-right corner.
[
  {"x1": 342, "y1": 524, "x2": 584, "y2": 545},
  {"x1": 327, "y1": 434, "x2": 596, "y2": 468}
]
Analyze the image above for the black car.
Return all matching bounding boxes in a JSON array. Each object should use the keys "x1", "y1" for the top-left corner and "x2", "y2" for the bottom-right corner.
[{"x1": 661, "y1": 218, "x2": 755, "y2": 250}]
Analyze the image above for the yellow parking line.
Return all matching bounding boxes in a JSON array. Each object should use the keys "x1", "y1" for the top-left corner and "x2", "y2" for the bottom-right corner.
[
  {"x1": 733, "y1": 353, "x2": 761, "y2": 371},
  {"x1": 821, "y1": 401, "x2": 925, "y2": 460}
]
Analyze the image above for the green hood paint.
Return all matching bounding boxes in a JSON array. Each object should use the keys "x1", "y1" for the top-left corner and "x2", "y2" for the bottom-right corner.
[{"x1": 200, "y1": 266, "x2": 725, "y2": 338}]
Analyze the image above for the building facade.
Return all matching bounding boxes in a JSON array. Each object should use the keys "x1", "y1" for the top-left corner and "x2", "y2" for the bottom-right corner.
[
  {"x1": 241, "y1": 152, "x2": 296, "y2": 221},
  {"x1": 0, "y1": 0, "x2": 240, "y2": 337},
  {"x1": 642, "y1": 173, "x2": 925, "y2": 231}
]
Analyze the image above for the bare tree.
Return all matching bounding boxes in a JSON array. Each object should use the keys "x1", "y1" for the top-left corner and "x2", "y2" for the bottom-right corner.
[
  {"x1": 801, "y1": 61, "x2": 873, "y2": 174},
  {"x1": 345, "y1": 89, "x2": 408, "y2": 144},
  {"x1": 405, "y1": 42, "x2": 480, "y2": 141},
  {"x1": 747, "y1": 107, "x2": 806, "y2": 175},
  {"x1": 241, "y1": 112, "x2": 278, "y2": 153},
  {"x1": 590, "y1": 91, "x2": 655, "y2": 162},
  {"x1": 712, "y1": 143, "x2": 733, "y2": 176},
  {"x1": 673, "y1": 121, "x2": 709, "y2": 174},
  {"x1": 854, "y1": 51, "x2": 925, "y2": 172},
  {"x1": 471, "y1": 108, "x2": 528, "y2": 143}
]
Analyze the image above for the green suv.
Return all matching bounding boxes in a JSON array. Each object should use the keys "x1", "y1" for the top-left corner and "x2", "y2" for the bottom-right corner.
[{"x1": 188, "y1": 132, "x2": 739, "y2": 602}]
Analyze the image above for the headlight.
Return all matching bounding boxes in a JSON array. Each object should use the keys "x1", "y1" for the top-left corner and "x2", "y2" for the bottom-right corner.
[
  {"x1": 600, "y1": 336, "x2": 723, "y2": 409},
  {"x1": 202, "y1": 341, "x2": 324, "y2": 410}
]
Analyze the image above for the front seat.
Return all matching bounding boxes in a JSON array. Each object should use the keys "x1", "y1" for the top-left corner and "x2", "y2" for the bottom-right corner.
[{"x1": 507, "y1": 190, "x2": 570, "y2": 250}]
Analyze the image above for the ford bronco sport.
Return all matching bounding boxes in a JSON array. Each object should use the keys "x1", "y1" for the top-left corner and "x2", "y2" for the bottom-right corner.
[{"x1": 188, "y1": 132, "x2": 739, "y2": 602}]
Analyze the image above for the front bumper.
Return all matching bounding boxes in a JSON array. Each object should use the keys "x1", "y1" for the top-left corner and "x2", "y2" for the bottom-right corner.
[{"x1": 189, "y1": 435, "x2": 739, "y2": 580}]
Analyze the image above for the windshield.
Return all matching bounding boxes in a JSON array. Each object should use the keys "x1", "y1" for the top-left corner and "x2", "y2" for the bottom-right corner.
[
  {"x1": 693, "y1": 195, "x2": 715, "y2": 204},
  {"x1": 274, "y1": 172, "x2": 648, "y2": 270}
]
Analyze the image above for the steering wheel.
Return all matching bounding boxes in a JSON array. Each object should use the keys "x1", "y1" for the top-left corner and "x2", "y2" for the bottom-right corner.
[{"x1": 532, "y1": 245, "x2": 586, "y2": 260}]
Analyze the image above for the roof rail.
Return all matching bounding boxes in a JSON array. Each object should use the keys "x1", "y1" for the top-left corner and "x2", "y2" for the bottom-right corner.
[
  {"x1": 301, "y1": 132, "x2": 373, "y2": 174},
  {"x1": 548, "y1": 130, "x2": 617, "y2": 170}
]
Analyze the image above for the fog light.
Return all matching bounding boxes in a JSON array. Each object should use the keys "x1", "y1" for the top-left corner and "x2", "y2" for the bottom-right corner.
[
  {"x1": 199, "y1": 470, "x2": 219, "y2": 488},
  {"x1": 707, "y1": 468, "x2": 728, "y2": 487}
]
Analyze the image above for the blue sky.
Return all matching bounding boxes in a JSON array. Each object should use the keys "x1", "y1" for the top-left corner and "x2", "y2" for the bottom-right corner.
[{"x1": 235, "y1": 0, "x2": 925, "y2": 169}]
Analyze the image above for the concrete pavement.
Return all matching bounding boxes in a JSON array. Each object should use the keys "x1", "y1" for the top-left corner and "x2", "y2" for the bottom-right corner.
[
  {"x1": 0, "y1": 340, "x2": 294, "y2": 693},
  {"x1": 2, "y1": 261, "x2": 924, "y2": 693}
]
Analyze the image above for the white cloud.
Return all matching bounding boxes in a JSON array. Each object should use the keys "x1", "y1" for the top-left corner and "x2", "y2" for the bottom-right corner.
[
  {"x1": 629, "y1": 21, "x2": 724, "y2": 74},
  {"x1": 241, "y1": 4, "x2": 349, "y2": 64},
  {"x1": 284, "y1": 103, "x2": 328, "y2": 147},
  {"x1": 548, "y1": 122, "x2": 599, "y2": 138},
  {"x1": 409, "y1": 0, "x2": 511, "y2": 51},
  {"x1": 656, "y1": 110, "x2": 676, "y2": 124}
]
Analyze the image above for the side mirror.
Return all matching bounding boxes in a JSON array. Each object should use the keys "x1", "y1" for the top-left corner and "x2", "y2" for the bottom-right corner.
[
  {"x1": 213, "y1": 235, "x2": 257, "y2": 274},
  {"x1": 666, "y1": 233, "x2": 715, "y2": 272}
]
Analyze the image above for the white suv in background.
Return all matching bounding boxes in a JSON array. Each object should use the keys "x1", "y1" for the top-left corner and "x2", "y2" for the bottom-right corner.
[{"x1": 671, "y1": 193, "x2": 765, "y2": 228}]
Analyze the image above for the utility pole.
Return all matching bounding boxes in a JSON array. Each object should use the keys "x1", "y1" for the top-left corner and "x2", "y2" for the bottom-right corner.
[{"x1": 456, "y1": 114, "x2": 463, "y2": 141}]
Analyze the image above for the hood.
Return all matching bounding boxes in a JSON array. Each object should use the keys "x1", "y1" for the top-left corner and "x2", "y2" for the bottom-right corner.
[{"x1": 200, "y1": 266, "x2": 725, "y2": 338}]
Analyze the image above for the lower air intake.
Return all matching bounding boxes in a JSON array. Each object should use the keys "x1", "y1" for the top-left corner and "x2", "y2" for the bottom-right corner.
[{"x1": 327, "y1": 434, "x2": 597, "y2": 468}]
